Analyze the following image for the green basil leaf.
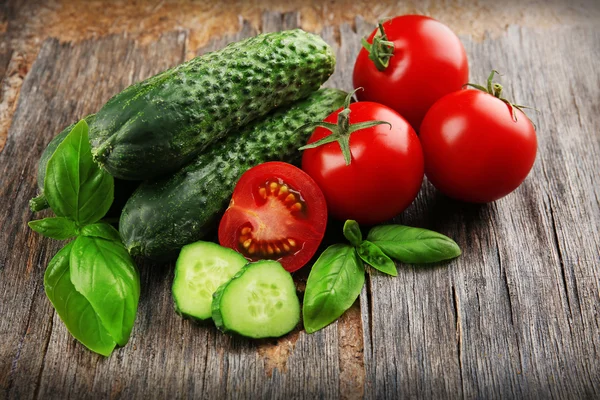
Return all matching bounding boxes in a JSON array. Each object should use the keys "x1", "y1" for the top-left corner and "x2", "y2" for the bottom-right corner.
[
  {"x1": 80, "y1": 222, "x2": 121, "y2": 243},
  {"x1": 367, "y1": 225, "x2": 461, "y2": 263},
  {"x1": 357, "y1": 240, "x2": 397, "y2": 276},
  {"x1": 44, "y1": 242, "x2": 117, "y2": 356},
  {"x1": 70, "y1": 236, "x2": 140, "y2": 346},
  {"x1": 342, "y1": 219, "x2": 362, "y2": 246},
  {"x1": 44, "y1": 120, "x2": 114, "y2": 226},
  {"x1": 28, "y1": 217, "x2": 77, "y2": 240},
  {"x1": 303, "y1": 244, "x2": 364, "y2": 334}
]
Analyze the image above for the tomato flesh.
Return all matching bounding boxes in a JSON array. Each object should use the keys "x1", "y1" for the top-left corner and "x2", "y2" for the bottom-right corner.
[{"x1": 218, "y1": 162, "x2": 327, "y2": 272}]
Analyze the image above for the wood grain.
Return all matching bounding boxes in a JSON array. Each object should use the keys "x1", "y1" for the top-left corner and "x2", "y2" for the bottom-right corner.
[{"x1": 1, "y1": 10, "x2": 599, "y2": 399}]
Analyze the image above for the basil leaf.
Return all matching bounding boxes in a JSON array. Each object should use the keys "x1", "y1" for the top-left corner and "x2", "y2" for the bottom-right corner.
[
  {"x1": 343, "y1": 219, "x2": 362, "y2": 246},
  {"x1": 367, "y1": 225, "x2": 461, "y2": 263},
  {"x1": 70, "y1": 236, "x2": 140, "y2": 346},
  {"x1": 44, "y1": 120, "x2": 114, "y2": 226},
  {"x1": 80, "y1": 222, "x2": 121, "y2": 243},
  {"x1": 44, "y1": 242, "x2": 117, "y2": 356},
  {"x1": 28, "y1": 217, "x2": 77, "y2": 240},
  {"x1": 357, "y1": 240, "x2": 397, "y2": 276},
  {"x1": 303, "y1": 244, "x2": 364, "y2": 334}
]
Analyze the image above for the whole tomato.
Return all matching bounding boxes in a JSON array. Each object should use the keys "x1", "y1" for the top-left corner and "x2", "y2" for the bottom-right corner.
[
  {"x1": 353, "y1": 15, "x2": 469, "y2": 131},
  {"x1": 301, "y1": 94, "x2": 424, "y2": 225},
  {"x1": 419, "y1": 71, "x2": 537, "y2": 203}
]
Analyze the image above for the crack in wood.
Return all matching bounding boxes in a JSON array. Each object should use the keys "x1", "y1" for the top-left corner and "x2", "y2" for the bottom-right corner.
[
  {"x1": 549, "y1": 202, "x2": 575, "y2": 320},
  {"x1": 0, "y1": 51, "x2": 26, "y2": 153},
  {"x1": 451, "y1": 285, "x2": 465, "y2": 398},
  {"x1": 5, "y1": 277, "x2": 40, "y2": 397},
  {"x1": 32, "y1": 310, "x2": 54, "y2": 400},
  {"x1": 337, "y1": 300, "x2": 365, "y2": 400},
  {"x1": 256, "y1": 329, "x2": 300, "y2": 378}
]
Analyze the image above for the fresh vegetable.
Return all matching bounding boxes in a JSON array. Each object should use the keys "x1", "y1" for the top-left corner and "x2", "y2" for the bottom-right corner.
[
  {"x1": 303, "y1": 220, "x2": 461, "y2": 333},
  {"x1": 89, "y1": 29, "x2": 336, "y2": 180},
  {"x1": 367, "y1": 224, "x2": 461, "y2": 263},
  {"x1": 43, "y1": 121, "x2": 114, "y2": 226},
  {"x1": 300, "y1": 92, "x2": 424, "y2": 225},
  {"x1": 44, "y1": 242, "x2": 117, "y2": 356},
  {"x1": 30, "y1": 114, "x2": 139, "y2": 217},
  {"x1": 303, "y1": 244, "x2": 364, "y2": 334},
  {"x1": 69, "y1": 235, "x2": 139, "y2": 346},
  {"x1": 30, "y1": 115, "x2": 95, "y2": 212},
  {"x1": 356, "y1": 241, "x2": 397, "y2": 276},
  {"x1": 120, "y1": 88, "x2": 347, "y2": 260},
  {"x1": 172, "y1": 241, "x2": 247, "y2": 320},
  {"x1": 419, "y1": 71, "x2": 537, "y2": 203},
  {"x1": 211, "y1": 260, "x2": 300, "y2": 338},
  {"x1": 218, "y1": 162, "x2": 327, "y2": 273},
  {"x1": 353, "y1": 15, "x2": 469, "y2": 130},
  {"x1": 28, "y1": 120, "x2": 140, "y2": 356}
]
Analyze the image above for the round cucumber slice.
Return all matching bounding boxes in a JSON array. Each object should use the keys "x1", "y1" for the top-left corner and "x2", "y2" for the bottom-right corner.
[
  {"x1": 172, "y1": 241, "x2": 247, "y2": 320},
  {"x1": 212, "y1": 260, "x2": 300, "y2": 338}
]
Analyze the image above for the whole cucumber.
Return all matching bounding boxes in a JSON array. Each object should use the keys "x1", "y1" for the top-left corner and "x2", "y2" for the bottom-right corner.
[
  {"x1": 120, "y1": 88, "x2": 347, "y2": 260},
  {"x1": 90, "y1": 29, "x2": 336, "y2": 180}
]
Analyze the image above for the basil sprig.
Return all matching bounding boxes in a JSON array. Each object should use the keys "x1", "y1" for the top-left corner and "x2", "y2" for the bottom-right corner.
[
  {"x1": 367, "y1": 225, "x2": 461, "y2": 263},
  {"x1": 28, "y1": 120, "x2": 139, "y2": 356},
  {"x1": 303, "y1": 244, "x2": 364, "y2": 334},
  {"x1": 303, "y1": 220, "x2": 461, "y2": 333}
]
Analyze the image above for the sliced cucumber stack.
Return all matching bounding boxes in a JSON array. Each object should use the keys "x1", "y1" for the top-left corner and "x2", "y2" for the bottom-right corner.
[
  {"x1": 212, "y1": 260, "x2": 300, "y2": 338},
  {"x1": 172, "y1": 241, "x2": 247, "y2": 320}
]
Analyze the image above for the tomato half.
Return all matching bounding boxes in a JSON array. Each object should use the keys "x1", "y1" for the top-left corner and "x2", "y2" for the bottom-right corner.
[
  {"x1": 218, "y1": 162, "x2": 327, "y2": 272},
  {"x1": 353, "y1": 15, "x2": 469, "y2": 131},
  {"x1": 420, "y1": 88, "x2": 537, "y2": 203},
  {"x1": 301, "y1": 101, "x2": 424, "y2": 225}
]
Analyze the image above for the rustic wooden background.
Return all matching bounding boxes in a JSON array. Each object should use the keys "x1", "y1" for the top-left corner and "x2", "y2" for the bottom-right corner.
[{"x1": 1, "y1": 1, "x2": 599, "y2": 399}]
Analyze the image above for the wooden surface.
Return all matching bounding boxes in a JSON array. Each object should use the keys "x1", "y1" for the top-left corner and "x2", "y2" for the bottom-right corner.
[{"x1": 1, "y1": 6, "x2": 599, "y2": 400}]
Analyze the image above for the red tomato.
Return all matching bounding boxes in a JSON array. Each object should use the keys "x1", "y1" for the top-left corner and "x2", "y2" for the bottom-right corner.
[
  {"x1": 420, "y1": 88, "x2": 537, "y2": 203},
  {"x1": 301, "y1": 101, "x2": 424, "y2": 225},
  {"x1": 218, "y1": 162, "x2": 327, "y2": 272},
  {"x1": 353, "y1": 15, "x2": 469, "y2": 131}
]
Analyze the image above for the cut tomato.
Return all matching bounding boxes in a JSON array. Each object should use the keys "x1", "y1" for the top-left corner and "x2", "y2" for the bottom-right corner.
[{"x1": 218, "y1": 162, "x2": 328, "y2": 272}]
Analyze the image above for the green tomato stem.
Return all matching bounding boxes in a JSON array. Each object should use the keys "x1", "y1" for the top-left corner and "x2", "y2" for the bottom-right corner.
[{"x1": 298, "y1": 88, "x2": 391, "y2": 165}]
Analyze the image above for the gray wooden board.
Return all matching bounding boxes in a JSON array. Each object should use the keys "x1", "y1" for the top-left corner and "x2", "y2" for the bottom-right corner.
[{"x1": 0, "y1": 10, "x2": 599, "y2": 399}]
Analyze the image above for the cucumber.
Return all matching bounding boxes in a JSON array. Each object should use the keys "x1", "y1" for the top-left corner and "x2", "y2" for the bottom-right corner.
[
  {"x1": 120, "y1": 88, "x2": 347, "y2": 260},
  {"x1": 89, "y1": 29, "x2": 336, "y2": 180},
  {"x1": 211, "y1": 260, "x2": 300, "y2": 338},
  {"x1": 29, "y1": 114, "x2": 139, "y2": 218},
  {"x1": 172, "y1": 241, "x2": 247, "y2": 321}
]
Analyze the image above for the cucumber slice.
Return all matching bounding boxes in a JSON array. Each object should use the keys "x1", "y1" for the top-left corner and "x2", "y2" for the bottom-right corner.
[
  {"x1": 172, "y1": 241, "x2": 247, "y2": 320},
  {"x1": 212, "y1": 260, "x2": 300, "y2": 338}
]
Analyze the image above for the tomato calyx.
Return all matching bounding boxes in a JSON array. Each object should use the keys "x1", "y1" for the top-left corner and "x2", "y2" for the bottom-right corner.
[
  {"x1": 298, "y1": 89, "x2": 392, "y2": 165},
  {"x1": 361, "y1": 21, "x2": 395, "y2": 71},
  {"x1": 465, "y1": 70, "x2": 537, "y2": 126}
]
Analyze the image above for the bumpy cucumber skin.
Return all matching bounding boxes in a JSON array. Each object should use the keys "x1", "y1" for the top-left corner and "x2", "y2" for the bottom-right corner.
[
  {"x1": 30, "y1": 114, "x2": 139, "y2": 217},
  {"x1": 120, "y1": 88, "x2": 347, "y2": 260},
  {"x1": 173, "y1": 241, "x2": 247, "y2": 322},
  {"x1": 89, "y1": 29, "x2": 336, "y2": 180},
  {"x1": 211, "y1": 261, "x2": 300, "y2": 338}
]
